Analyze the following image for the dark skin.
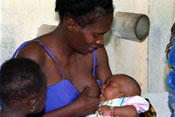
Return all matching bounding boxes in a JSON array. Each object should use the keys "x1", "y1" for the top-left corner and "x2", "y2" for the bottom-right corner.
[{"x1": 16, "y1": 13, "x2": 136, "y2": 116}]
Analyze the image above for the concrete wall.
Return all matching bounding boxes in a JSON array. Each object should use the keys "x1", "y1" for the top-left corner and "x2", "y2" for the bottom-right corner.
[
  {"x1": 0, "y1": 0, "x2": 175, "y2": 93},
  {"x1": 0, "y1": 0, "x2": 57, "y2": 65},
  {"x1": 148, "y1": 0, "x2": 175, "y2": 92}
]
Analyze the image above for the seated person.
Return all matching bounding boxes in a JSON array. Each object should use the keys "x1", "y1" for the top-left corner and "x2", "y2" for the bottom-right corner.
[
  {"x1": 165, "y1": 22, "x2": 175, "y2": 117},
  {"x1": 87, "y1": 74, "x2": 149, "y2": 117},
  {"x1": 0, "y1": 58, "x2": 47, "y2": 117}
]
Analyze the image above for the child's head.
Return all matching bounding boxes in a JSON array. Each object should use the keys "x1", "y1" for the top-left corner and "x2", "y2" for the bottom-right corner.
[
  {"x1": 101, "y1": 74, "x2": 141, "y2": 101},
  {"x1": 0, "y1": 58, "x2": 47, "y2": 115}
]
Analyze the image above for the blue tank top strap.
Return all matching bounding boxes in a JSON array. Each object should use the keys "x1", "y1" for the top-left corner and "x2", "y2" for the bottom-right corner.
[
  {"x1": 93, "y1": 49, "x2": 96, "y2": 77},
  {"x1": 12, "y1": 40, "x2": 32, "y2": 58},
  {"x1": 12, "y1": 40, "x2": 65, "y2": 80}
]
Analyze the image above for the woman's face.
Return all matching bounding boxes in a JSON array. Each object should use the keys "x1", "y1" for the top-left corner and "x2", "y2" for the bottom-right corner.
[{"x1": 68, "y1": 13, "x2": 113, "y2": 55}]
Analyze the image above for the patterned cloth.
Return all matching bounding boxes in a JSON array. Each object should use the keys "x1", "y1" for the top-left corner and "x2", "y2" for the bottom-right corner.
[
  {"x1": 167, "y1": 33, "x2": 175, "y2": 117},
  {"x1": 87, "y1": 96, "x2": 149, "y2": 117}
]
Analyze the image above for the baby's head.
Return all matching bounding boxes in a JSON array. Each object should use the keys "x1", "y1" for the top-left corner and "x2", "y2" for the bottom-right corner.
[
  {"x1": 100, "y1": 74, "x2": 141, "y2": 101},
  {"x1": 0, "y1": 58, "x2": 47, "y2": 114}
]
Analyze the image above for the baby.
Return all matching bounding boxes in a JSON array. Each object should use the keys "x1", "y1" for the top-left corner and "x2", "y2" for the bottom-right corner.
[
  {"x1": 0, "y1": 58, "x2": 47, "y2": 117},
  {"x1": 87, "y1": 74, "x2": 149, "y2": 117}
]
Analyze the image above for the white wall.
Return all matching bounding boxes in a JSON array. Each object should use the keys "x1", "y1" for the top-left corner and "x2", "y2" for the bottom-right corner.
[
  {"x1": 148, "y1": 0, "x2": 175, "y2": 92},
  {"x1": 0, "y1": 0, "x2": 57, "y2": 65}
]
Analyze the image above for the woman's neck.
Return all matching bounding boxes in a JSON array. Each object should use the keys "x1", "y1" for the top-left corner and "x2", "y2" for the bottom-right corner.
[{"x1": 48, "y1": 25, "x2": 81, "y2": 61}]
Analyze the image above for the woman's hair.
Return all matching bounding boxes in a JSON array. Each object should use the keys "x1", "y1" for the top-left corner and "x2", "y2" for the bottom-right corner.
[
  {"x1": 55, "y1": 0, "x2": 114, "y2": 27},
  {"x1": 0, "y1": 58, "x2": 45, "y2": 105}
]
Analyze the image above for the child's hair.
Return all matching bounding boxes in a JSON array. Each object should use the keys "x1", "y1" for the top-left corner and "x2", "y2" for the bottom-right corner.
[
  {"x1": 120, "y1": 74, "x2": 141, "y2": 96},
  {"x1": 55, "y1": 0, "x2": 114, "y2": 27},
  {"x1": 0, "y1": 58, "x2": 45, "y2": 106}
]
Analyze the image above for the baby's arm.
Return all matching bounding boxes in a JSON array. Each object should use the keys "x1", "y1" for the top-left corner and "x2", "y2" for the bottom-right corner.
[
  {"x1": 98, "y1": 96, "x2": 149, "y2": 117},
  {"x1": 122, "y1": 96, "x2": 149, "y2": 113},
  {"x1": 98, "y1": 105, "x2": 137, "y2": 117}
]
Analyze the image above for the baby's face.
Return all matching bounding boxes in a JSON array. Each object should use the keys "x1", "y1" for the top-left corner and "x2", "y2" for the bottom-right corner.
[{"x1": 100, "y1": 76, "x2": 124, "y2": 101}]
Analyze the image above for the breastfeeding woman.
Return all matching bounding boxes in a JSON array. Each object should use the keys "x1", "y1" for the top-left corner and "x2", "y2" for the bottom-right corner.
[{"x1": 12, "y1": 0, "x2": 137, "y2": 116}]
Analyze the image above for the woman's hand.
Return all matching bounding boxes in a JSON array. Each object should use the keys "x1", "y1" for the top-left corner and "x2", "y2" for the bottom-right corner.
[
  {"x1": 73, "y1": 87, "x2": 100, "y2": 116},
  {"x1": 41, "y1": 87, "x2": 99, "y2": 117}
]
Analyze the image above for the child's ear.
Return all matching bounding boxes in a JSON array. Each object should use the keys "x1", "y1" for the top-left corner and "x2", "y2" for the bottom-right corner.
[
  {"x1": 29, "y1": 98, "x2": 38, "y2": 113},
  {"x1": 65, "y1": 17, "x2": 80, "y2": 31}
]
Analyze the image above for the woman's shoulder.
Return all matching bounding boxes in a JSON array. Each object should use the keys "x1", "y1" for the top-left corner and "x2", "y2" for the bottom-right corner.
[{"x1": 16, "y1": 39, "x2": 46, "y2": 65}]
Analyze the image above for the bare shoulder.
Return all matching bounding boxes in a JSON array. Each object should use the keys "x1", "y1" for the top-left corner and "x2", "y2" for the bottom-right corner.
[{"x1": 16, "y1": 40, "x2": 46, "y2": 65}]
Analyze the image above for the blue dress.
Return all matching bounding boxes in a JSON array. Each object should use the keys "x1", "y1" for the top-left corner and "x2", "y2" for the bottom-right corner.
[
  {"x1": 167, "y1": 33, "x2": 175, "y2": 117},
  {"x1": 12, "y1": 40, "x2": 101, "y2": 112}
]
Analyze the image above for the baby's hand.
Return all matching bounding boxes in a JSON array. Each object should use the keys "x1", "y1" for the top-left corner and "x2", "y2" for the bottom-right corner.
[{"x1": 98, "y1": 106, "x2": 111, "y2": 116}]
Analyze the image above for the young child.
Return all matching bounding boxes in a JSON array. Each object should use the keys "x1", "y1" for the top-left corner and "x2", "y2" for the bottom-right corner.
[
  {"x1": 0, "y1": 58, "x2": 47, "y2": 117},
  {"x1": 87, "y1": 74, "x2": 149, "y2": 117}
]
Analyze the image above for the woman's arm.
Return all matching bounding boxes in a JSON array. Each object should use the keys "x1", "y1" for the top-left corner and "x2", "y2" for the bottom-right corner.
[{"x1": 95, "y1": 46, "x2": 112, "y2": 84}]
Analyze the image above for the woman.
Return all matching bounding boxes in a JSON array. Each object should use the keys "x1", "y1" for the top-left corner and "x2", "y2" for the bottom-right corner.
[{"x1": 13, "y1": 0, "x2": 137, "y2": 116}]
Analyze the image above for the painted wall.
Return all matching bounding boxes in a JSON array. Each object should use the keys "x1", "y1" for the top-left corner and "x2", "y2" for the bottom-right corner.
[
  {"x1": 148, "y1": 0, "x2": 175, "y2": 92},
  {"x1": 0, "y1": 0, "x2": 57, "y2": 65},
  {"x1": 0, "y1": 0, "x2": 175, "y2": 93}
]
